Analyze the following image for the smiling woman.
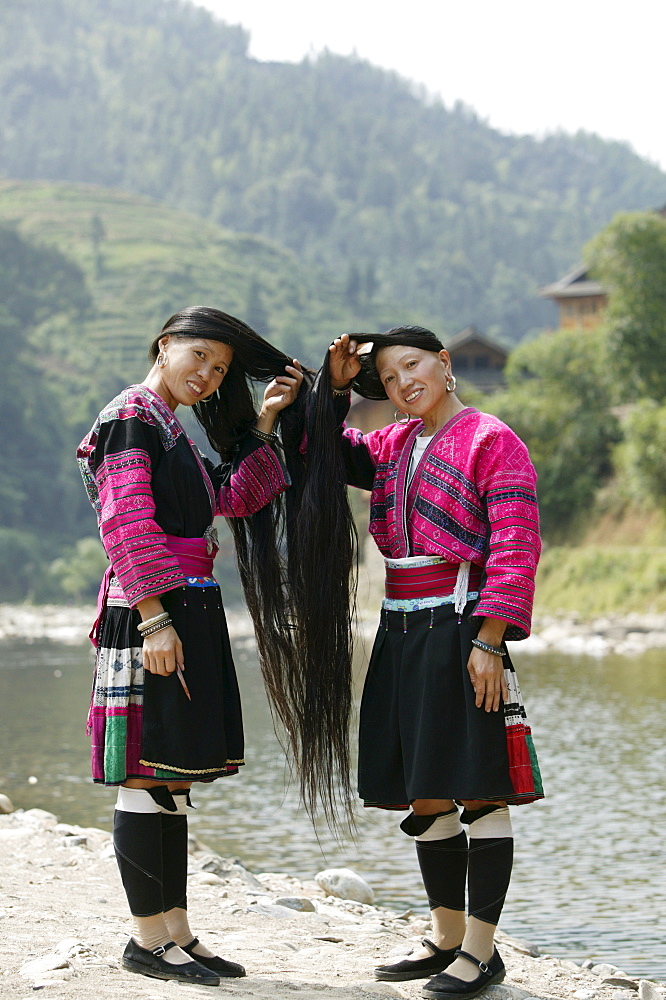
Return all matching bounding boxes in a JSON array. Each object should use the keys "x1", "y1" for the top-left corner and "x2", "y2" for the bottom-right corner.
[
  {"x1": 74, "y1": 305, "x2": 351, "y2": 986},
  {"x1": 147, "y1": 337, "x2": 234, "y2": 409},
  {"x1": 309, "y1": 324, "x2": 544, "y2": 996}
]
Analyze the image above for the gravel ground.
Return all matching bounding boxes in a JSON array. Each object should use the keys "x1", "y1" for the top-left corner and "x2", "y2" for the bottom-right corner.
[{"x1": 1, "y1": 806, "x2": 663, "y2": 1000}]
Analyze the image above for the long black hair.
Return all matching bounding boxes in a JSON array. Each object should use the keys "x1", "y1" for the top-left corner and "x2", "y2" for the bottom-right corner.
[
  {"x1": 150, "y1": 307, "x2": 355, "y2": 825},
  {"x1": 296, "y1": 326, "x2": 448, "y2": 811}
]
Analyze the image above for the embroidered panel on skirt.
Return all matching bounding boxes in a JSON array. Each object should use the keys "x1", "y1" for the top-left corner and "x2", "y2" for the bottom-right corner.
[{"x1": 89, "y1": 577, "x2": 244, "y2": 784}]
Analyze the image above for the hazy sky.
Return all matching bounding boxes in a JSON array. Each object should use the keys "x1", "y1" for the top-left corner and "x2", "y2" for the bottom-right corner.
[{"x1": 196, "y1": 0, "x2": 666, "y2": 170}]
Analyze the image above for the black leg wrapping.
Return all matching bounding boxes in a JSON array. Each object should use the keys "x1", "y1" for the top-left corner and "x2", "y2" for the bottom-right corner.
[
  {"x1": 467, "y1": 836, "x2": 514, "y2": 925},
  {"x1": 161, "y1": 812, "x2": 188, "y2": 912},
  {"x1": 400, "y1": 807, "x2": 458, "y2": 837},
  {"x1": 416, "y1": 830, "x2": 469, "y2": 912},
  {"x1": 113, "y1": 809, "x2": 164, "y2": 917}
]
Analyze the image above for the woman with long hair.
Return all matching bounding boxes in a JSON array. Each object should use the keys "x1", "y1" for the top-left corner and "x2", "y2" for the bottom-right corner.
[
  {"x1": 310, "y1": 326, "x2": 543, "y2": 1000},
  {"x1": 77, "y1": 307, "x2": 353, "y2": 985}
]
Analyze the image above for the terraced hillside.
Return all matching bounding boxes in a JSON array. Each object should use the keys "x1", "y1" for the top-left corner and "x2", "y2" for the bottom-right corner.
[{"x1": 0, "y1": 180, "x2": 402, "y2": 384}]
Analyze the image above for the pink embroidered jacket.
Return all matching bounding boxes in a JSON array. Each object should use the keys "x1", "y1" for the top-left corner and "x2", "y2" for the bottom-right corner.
[
  {"x1": 340, "y1": 407, "x2": 541, "y2": 639},
  {"x1": 77, "y1": 385, "x2": 289, "y2": 608}
]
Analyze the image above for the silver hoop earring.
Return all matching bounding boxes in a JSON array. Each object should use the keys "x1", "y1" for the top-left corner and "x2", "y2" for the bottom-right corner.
[
  {"x1": 446, "y1": 374, "x2": 457, "y2": 392},
  {"x1": 199, "y1": 391, "x2": 217, "y2": 404},
  {"x1": 394, "y1": 410, "x2": 411, "y2": 424},
  {"x1": 156, "y1": 352, "x2": 167, "y2": 368}
]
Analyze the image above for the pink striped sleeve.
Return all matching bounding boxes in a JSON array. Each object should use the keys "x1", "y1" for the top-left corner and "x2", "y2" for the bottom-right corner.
[
  {"x1": 472, "y1": 427, "x2": 541, "y2": 640},
  {"x1": 96, "y1": 446, "x2": 185, "y2": 606},
  {"x1": 216, "y1": 441, "x2": 290, "y2": 517}
]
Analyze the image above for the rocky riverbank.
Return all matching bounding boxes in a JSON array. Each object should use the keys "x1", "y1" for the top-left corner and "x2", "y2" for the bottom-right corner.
[
  {"x1": 0, "y1": 604, "x2": 254, "y2": 645},
  {"x1": 0, "y1": 801, "x2": 663, "y2": 1000},
  {"x1": 1, "y1": 603, "x2": 666, "y2": 656}
]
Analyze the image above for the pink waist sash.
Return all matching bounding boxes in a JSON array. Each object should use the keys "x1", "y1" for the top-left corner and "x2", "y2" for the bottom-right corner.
[
  {"x1": 163, "y1": 534, "x2": 215, "y2": 577},
  {"x1": 90, "y1": 534, "x2": 216, "y2": 647}
]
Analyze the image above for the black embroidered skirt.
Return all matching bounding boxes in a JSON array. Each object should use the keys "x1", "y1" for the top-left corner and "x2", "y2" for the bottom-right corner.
[
  {"x1": 89, "y1": 579, "x2": 244, "y2": 784},
  {"x1": 357, "y1": 602, "x2": 543, "y2": 808}
]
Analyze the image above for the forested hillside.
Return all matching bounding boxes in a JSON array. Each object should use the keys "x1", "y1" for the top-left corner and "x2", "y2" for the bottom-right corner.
[
  {"x1": 0, "y1": 180, "x2": 416, "y2": 601},
  {"x1": 2, "y1": 0, "x2": 665, "y2": 344},
  {"x1": 0, "y1": 180, "x2": 402, "y2": 377}
]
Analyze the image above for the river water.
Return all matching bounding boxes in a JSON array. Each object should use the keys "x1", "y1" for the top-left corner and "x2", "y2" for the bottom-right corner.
[{"x1": 0, "y1": 632, "x2": 664, "y2": 980}]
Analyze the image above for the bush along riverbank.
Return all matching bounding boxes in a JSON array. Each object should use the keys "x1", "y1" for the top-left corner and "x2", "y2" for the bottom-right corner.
[{"x1": 0, "y1": 799, "x2": 663, "y2": 1000}]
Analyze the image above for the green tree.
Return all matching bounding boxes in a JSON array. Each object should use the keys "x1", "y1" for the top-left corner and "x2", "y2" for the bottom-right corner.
[
  {"x1": 345, "y1": 261, "x2": 361, "y2": 307},
  {"x1": 363, "y1": 261, "x2": 378, "y2": 301},
  {"x1": 487, "y1": 325, "x2": 620, "y2": 536},
  {"x1": 618, "y1": 399, "x2": 666, "y2": 510},
  {"x1": 0, "y1": 224, "x2": 91, "y2": 538},
  {"x1": 90, "y1": 212, "x2": 106, "y2": 279},
  {"x1": 245, "y1": 275, "x2": 269, "y2": 338},
  {"x1": 48, "y1": 536, "x2": 108, "y2": 601},
  {"x1": 586, "y1": 211, "x2": 666, "y2": 402}
]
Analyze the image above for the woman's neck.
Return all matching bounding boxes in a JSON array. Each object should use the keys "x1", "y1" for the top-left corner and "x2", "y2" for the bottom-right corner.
[{"x1": 420, "y1": 395, "x2": 466, "y2": 436}]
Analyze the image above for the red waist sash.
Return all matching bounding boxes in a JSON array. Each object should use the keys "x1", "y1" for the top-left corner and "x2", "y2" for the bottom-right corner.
[{"x1": 385, "y1": 561, "x2": 482, "y2": 600}]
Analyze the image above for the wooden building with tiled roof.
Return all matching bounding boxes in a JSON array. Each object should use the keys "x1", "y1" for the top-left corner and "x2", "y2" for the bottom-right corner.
[
  {"x1": 446, "y1": 325, "x2": 507, "y2": 393},
  {"x1": 539, "y1": 264, "x2": 607, "y2": 330}
]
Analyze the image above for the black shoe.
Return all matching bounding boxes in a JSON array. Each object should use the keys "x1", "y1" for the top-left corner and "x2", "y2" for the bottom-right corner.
[
  {"x1": 421, "y1": 947, "x2": 506, "y2": 998},
  {"x1": 375, "y1": 938, "x2": 460, "y2": 982},
  {"x1": 121, "y1": 938, "x2": 220, "y2": 986},
  {"x1": 181, "y1": 937, "x2": 246, "y2": 978}
]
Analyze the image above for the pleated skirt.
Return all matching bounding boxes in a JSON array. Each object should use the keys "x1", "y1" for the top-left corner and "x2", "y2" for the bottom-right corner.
[
  {"x1": 88, "y1": 579, "x2": 244, "y2": 785},
  {"x1": 358, "y1": 601, "x2": 544, "y2": 808}
]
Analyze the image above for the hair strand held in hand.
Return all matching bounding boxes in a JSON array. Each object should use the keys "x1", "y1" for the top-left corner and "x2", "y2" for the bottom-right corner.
[{"x1": 151, "y1": 307, "x2": 356, "y2": 827}]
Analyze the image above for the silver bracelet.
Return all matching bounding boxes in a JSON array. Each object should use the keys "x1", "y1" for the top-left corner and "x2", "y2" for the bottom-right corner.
[
  {"x1": 140, "y1": 618, "x2": 173, "y2": 637},
  {"x1": 137, "y1": 612, "x2": 170, "y2": 633},
  {"x1": 250, "y1": 425, "x2": 279, "y2": 443},
  {"x1": 331, "y1": 381, "x2": 353, "y2": 396},
  {"x1": 471, "y1": 638, "x2": 505, "y2": 657}
]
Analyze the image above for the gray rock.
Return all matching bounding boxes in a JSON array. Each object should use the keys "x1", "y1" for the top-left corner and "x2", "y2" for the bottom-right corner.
[
  {"x1": 356, "y1": 983, "x2": 404, "y2": 996},
  {"x1": 592, "y1": 964, "x2": 618, "y2": 978},
  {"x1": 505, "y1": 937, "x2": 540, "y2": 958},
  {"x1": 198, "y1": 853, "x2": 262, "y2": 888},
  {"x1": 54, "y1": 940, "x2": 86, "y2": 957},
  {"x1": 190, "y1": 871, "x2": 225, "y2": 886},
  {"x1": 20, "y1": 808, "x2": 58, "y2": 830},
  {"x1": 602, "y1": 978, "x2": 639, "y2": 991},
  {"x1": 20, "y1": 954, "x2": 70, "y2": 977},
  {"x1": 62, "y1": 835, "x2": 87, "y2": 848},
  {"x1": 483, "y1": 985, "x2": 534, "y2": 1000},
  {"x1": 273, "y1": 896, "x2": 316, "y2": 912},
  {"x1": 33, "y1": 968, "x2": 73, "y2": 982},
  {"x1": 0, "y1": 793, "x2": 14, "y2": 813},
  {"x1": 246, "y1": 902, "x2": 297, "y2": 918},
  {"x1": 638, "y1": 982, "x2": 662, "y2": 1000},
  {"x1": 581, "y1": 960, "x2": 596, "y2": 970},
  {"x1": 315, "y1": 867, "x2": 374, "y2": 905}
]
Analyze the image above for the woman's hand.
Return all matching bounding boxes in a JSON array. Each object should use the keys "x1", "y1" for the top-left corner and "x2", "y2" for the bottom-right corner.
[
  {"x1": 142, "y1": 625, "x2": 184, "y2": 678},
  {"x1": 258, "y1": 360, "x2": 304, "y2": 422},
  {"x1": 466, "y1": 646, "x2": 508, "y2": 712},
  {"x1": 328, "y1": 333, "x2": 361, "y2": 388}
]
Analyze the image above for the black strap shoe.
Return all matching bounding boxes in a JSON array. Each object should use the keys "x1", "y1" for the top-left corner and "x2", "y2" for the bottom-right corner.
[
  {"x1": 121, "y1": 938, "x2": 220, "y2": 986},
  {"x1": 421, "y1": 946, "x2": 506, "y2": 998},
  {"x1": 375, "y1": 938, "x2": 460, "y2": 981},
  {"x1": 181, "y1": 937, "x2": 246, "y2": 978}
]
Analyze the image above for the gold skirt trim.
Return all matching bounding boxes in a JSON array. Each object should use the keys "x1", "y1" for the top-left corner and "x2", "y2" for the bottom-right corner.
[{"x1": 139, "y1": 758, "x2": 245, "y2": 773}]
